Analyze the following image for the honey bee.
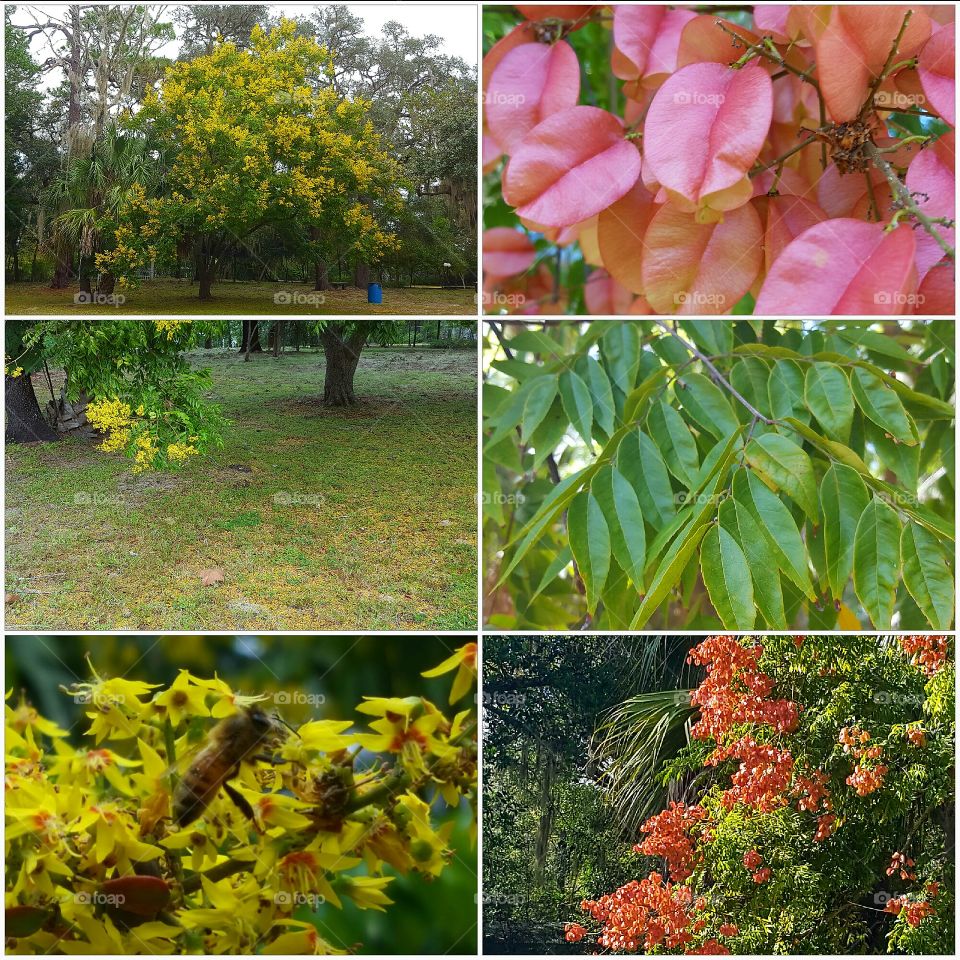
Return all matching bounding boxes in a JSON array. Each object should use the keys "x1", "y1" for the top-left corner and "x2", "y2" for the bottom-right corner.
[{"x1": 172, "y1": 706, "x2": 291, "y2": 827}]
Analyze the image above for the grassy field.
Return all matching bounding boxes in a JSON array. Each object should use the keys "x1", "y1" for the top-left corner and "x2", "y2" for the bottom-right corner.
[
  {"x1": 5, "y1": 279, "x2": 478, "y2": 316},
  {"x1": 6, "y1": 348, "x2": 477, "y2": 631}
]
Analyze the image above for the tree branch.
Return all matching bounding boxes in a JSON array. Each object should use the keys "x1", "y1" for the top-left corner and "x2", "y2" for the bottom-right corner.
[
  {"x1": 860, "y1": 11, "x2": 913, "y2": 119},
  {"x1": 717, "y1": 20, "x2": 821, "y2": 92},
  {"x1": 864, "y1": 141, "x2": 955, "y2": 261},
  {"x1": 750, "y1": 132, "x2": 821, "y2": 178},
  {"x1": 653, "y1": 321, "x2": 774, "y2": 425},
  {"x1": 716, "y1": 20, "x2": 828, "y2": 169}
]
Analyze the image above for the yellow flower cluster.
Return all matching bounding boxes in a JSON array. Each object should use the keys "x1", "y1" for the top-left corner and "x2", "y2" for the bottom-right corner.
[
  {"x1": 5, "y1": 646, "x2": 477, "y2": 955},
  {"x1": 86, "y1": 392, "x2": 200, "y2": 472},
  {"x1": 96, "y1": 223, "x2": 150, "y2": 278},
  {"x1": 166, "y1": 441, "x2": 198, "y2": 463},
  {"x1": 85, "y1": 398, "x2": 133, "y2": 453},
  {"x1": 133, "y1": 433, "x2": 159, "y2": 473},
  {"x1": 344, "y1": 202, "x2": 377, "y2": 234},
  {"x1": 153, "y1": 320, "x2": 191, "y2": 340},
  {"x1": 346, "y1": 156, "x2": 374, "y2": 191}
]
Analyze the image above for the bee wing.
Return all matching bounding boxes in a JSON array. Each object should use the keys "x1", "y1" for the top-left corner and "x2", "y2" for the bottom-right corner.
[{"x1": 161, "y1": 733, "x2": 210, "y2": 782}]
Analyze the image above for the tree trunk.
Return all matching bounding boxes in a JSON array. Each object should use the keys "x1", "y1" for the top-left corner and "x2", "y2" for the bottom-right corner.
[
  {"x1": 239, "y1": 320, "x2": 263, "y2": 354},
  {"x1": 273, "y1": 320, "x2": 283, "y2": 357},
  {"x1": 11, "y1": 240, "x2": 21, "y2": 282},
  {"x1": 321, "y1": 324, "x2": 368, "y2": 406},
  {"x1": 198, "y1": 258, "x2": 215, "y2": 300},
  {"x1": 311, "y1": 226, "x2": 333, "y2": 290},
  {"x1": 50, "y1": 247, "x2": 72, "y2": 289},
  {"x1": 5, "y1": 373, "x2": 59, "y2": 443},
  {"x1": 98, "y1": 273, "x2": 115, "y2": 296},
  {"x1": 314, "y1": 259, "x2": 332, "y2": 291},
  {"x1": 352, "y1": 261, "x2": 370, "y2": 289}
]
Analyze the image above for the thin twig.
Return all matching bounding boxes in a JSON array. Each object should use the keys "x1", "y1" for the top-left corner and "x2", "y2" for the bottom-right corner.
[
  {"x1": 715, "y1": 20, "x2": 828, "y2": 169},
  {"x1": 860, "y1": 11, "x2": 913, "y2": 119},
  {"x1": 653, "y1": 321, "x2": 774, "y2": 425},
  {"x1": 874, "y1": 106, "x2": 937, "y2": 117},
  {"x1": 864, "y1": 141, "x2": 955, "y2": 261},
  {"x1": 864, "y1": 172, "x2": 880, "y2": 221},
  {"x1": 716, "y1": 21, "x2": 821, "y2": 92},
  {"x1": 750, "y1": 134, "x2": 821, "y2": 177},
  {"x1": 818, "y1": 90, "x2": 827, "y2": 170}
]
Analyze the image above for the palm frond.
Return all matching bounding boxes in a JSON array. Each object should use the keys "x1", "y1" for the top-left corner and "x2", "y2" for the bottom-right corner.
[
  {"x1": 52, "y1": 208, "x2": 100, "y2": 253},
  {"x1": 594, "y1": 688, "x2": 695, "y2": 838}
]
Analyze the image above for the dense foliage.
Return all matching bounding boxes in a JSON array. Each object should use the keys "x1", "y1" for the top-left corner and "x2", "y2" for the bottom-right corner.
[
  {"x1": 6, "y1": 319, "x2": 224, "y2": 470},
  {"x1": 483, "y1": 320, "x2": 955, "y2": 631},
  {"x1": 482, "y1": 4, "x2": 955, "y2": 315},
  {"x1": 565, "y1": 634, "x2": 954, "y2": 955}
]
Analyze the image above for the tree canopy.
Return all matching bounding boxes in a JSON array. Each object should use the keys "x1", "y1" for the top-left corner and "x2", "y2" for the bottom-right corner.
[{"x1": 98, "y1": 21, "x2": 402, "y2": 299}]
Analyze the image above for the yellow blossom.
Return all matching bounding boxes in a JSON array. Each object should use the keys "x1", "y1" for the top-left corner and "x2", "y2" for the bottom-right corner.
[
  {"x1": 161, "y1": 826, "x2": 222, "y2": 872},
  {"x1": 152, "y1": 669, "x2": 211, "y2": 726},
  {"x1": 354, "y1": 697, "x2": 456, "y2": 772},
  {"x1": 340, "y1": 874, "x2": 394, "y2": 911},
  {"x1": 262, "y1": 921, "x2": 345, "y2": 955},
  {"x1": 422, "y1": 642, "x2": 477, "y2": 704}
]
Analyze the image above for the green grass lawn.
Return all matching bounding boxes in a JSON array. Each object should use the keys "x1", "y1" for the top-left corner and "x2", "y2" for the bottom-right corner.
[
  {"x1": 6, "y1": 348, "x2": 478, "y2": 631},
  {"x1": 5, "y1": 279, "x2": 478, "y2": 316}
]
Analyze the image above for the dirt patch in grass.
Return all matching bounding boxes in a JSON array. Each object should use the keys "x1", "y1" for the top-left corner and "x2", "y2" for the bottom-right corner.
[
  {"x1": 6, "y1": 347, "x2": 477, "y2": 630},
  {"x1": 115, "y1": 472, "x2": 184, "y2": 495}
]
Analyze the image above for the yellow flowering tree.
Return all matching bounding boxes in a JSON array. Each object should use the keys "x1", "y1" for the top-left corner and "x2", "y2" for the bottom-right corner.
[
  {"x1": 8, "y1": 320, "x2": 225, "y2": 471},
  {"x1": 97, "y1": 20, "x2": 403, "y2": 299},
  {"x1": 5, "y1": 644, "x2": 477, "y2": 954}
]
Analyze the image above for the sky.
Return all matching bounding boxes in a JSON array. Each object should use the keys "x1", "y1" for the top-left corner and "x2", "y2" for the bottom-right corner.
[
  {"x1": 14, "y1": 2, "x2": 478, "y2": 88},
  {"x1": 283, "y1": 3, "x2": 478, "y2": 64}
]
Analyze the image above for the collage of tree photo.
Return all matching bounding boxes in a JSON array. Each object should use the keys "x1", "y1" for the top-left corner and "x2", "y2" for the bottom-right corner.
[{"x1": 3, "y1": 3, "x2": 958, "y2": 959}]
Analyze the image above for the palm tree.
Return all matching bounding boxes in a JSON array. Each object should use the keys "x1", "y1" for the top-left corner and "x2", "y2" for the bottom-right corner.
[
  {"x1": 592, "y1": 637, "x2": 705, "y2": 838},
  {"x1": 47, "y1": 125, "x2": 163, "y2": 295}
]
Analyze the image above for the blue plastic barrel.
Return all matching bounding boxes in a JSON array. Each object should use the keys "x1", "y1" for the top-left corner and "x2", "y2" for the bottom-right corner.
[{"x1": 367, "y1": 282, "x2": 382, "y2": 304}]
